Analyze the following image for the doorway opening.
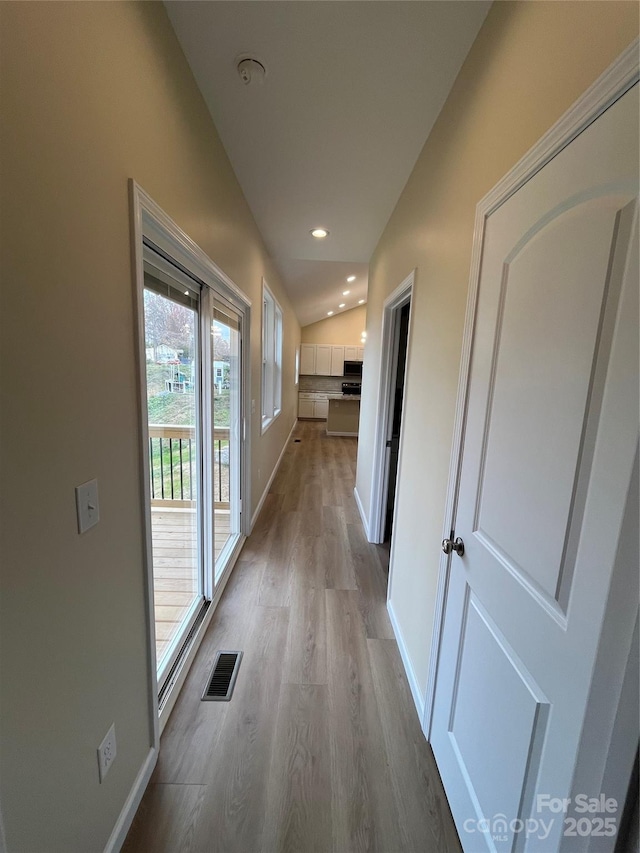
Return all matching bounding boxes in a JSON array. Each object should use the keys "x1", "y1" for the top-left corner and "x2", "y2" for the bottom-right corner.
[
  {"x1": 384, "y1": 301, "x2": 410, "y2": 544},
  {"x1": 369, "y1": 271, "x2": 414, "y2": 550}
]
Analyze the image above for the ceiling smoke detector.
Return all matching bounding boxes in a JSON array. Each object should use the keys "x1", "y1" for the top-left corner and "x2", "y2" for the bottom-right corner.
[{"x1": 237, "y1": 56, "x2": 266, "y2": 86}]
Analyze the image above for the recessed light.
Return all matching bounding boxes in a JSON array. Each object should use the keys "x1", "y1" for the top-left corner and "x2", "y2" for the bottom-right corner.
[
  {"x1": 327, "y1": 311, "x2": 334, "y2": 316},
  {"x1": 362, "y1": 331, "x2": 367, "y2": 338},
  {"x1": 311, "y1": 228, "x2": 329, "y2": 239},
  {"x1": 358, "y1": 299, "x2": 365, "y2": 304},
  {"x1": 347, "y1": 275, "x2": 356, "y2": 283},
  {"x1": 342, "y1": 290, "x2": 350, "y2": 296},
  {"x1": 339, "y1": 303, "x2": 346, "y2": 308}
]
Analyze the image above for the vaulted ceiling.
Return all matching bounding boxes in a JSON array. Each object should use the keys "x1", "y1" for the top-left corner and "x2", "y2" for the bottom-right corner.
[{"x1": 165, "y1": 1, "x2": 491, "y2": 325}]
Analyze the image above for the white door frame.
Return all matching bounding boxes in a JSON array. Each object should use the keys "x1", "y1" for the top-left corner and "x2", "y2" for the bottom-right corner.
[
  {"x1": 129, "y1": 181, "x2": 252, "y2": 734},
  {"x1": 368, "y1": 270, "x2": 415, "y2": 545},
  {"x1": 424, "y1": 36, "x2": 638, "y2": 775}
]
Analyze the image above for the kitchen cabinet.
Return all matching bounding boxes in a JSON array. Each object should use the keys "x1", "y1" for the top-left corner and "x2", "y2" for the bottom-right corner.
[
  {"x1": 300, "y1": 343, "x2": 332, "y2": 376},
  {"x1": 300, "y1": 342, "x2": 364, "y2": 375},
  {"x1": 298, "y1": 398, "x2": 315, "y2": 418},
  {"x1": 315, "y1": 398, "x2": 329, "y2": 419},
  {"x1": 315, "y1": 345, "x2": 331, "y2": 375},
  {"x1": 298, "y1": 392, "x2": 329, "y2": 420},
  {"x1": 330, "y1": 346, "x2": 345, "y2": 376},
  {"x1": 300, "y1": 344, "x2": 316, "y2": 375}
]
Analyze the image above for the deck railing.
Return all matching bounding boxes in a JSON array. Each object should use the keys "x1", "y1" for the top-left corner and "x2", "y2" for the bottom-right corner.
[{"x1": 148, "y1": 425, "x2": 230, "y2": 508}]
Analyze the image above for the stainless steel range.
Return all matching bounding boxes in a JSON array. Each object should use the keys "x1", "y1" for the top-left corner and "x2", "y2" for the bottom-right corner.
[{"x1": 341, "y1": 382, "x2": 361, "y2": 396}]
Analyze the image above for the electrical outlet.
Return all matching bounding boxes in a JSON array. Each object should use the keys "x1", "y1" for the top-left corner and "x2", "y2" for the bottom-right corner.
[{"x1": 97, "y1": 723, "x2": 116, "y2": 783}]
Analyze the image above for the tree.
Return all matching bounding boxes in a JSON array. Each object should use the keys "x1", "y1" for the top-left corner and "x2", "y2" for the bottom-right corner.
[
  {"x1": 144, "y1": 290, "x2": 194, "y2": 359},
  {"x1": 212, "y1": 330, "x2": 230, "y2": 360}
]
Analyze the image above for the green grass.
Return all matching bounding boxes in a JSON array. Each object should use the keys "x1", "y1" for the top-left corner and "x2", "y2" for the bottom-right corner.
[
  {"x1": 146, "y1": 390, "x2": 230, "y2": 427},
  {"x1": 149, "y1": 436, "x2": 229, "y2": 501},
  {"x1": 146, "y1": 370, "x2": 232, "y2": 500},
  {"x1": 150, "y1": 437, "x2": 196, "y2": 500},
  {"x1": 147, "y1": 387, "x2": 231, "y2": 501}
]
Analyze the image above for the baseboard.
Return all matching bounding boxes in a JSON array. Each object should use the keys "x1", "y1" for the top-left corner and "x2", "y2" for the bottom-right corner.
[
  {"x1": 104, "y1": 746, "x2": 157, "y2": 853},
  {"x1": 387, "y1": 599, "x2": 426, "y2": 729},
  {"x1": 250, "y1": 418, "x2": 297, "y2": 531},
  {"x1": 353, "y1": 485, "x2": 370, "y2": 541}
]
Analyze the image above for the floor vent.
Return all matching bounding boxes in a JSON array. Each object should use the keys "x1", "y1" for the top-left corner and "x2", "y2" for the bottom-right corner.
[
  {"x1": 294, "y1": 439, "x2": 301, "y2": 443},
  {"x1": 201, "y1": 651, "x2": 243, "y2": 701}
]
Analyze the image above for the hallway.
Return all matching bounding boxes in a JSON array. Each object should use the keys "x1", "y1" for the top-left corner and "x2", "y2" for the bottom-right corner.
[{"x1": 124, "y1": 421, "x2": 460, "y2": 853}]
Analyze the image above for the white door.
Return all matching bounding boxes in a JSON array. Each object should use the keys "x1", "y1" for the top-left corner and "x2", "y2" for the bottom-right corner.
[
  {"x1": 315, "y1": 344, "x2": 332, "y2": 375},
  {"x1": 431, "y1": 86, "x2": 638, "y2": 853}
]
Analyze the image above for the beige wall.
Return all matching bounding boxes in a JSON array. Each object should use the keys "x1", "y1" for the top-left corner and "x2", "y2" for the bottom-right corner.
[
  {"x1": 0, "y1": 3, "x2": 299, "y2": 851},
  {"x1": 356, "y1": 1, "x2": 638, "y2": 700},
  {"x1": 327, "y1": 399, "x2": 361, "y2": 435},
  {"x1": 301, "y1": 304, "x2": 367, "y2": 344}
]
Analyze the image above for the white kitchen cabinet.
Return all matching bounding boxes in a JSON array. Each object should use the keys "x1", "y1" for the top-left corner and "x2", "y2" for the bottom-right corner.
[
  {"x1": 300, "y1": 342, "x2": 362, "y2": 375},
  {"x1": 315, "y1": 345, "x2": 331, "y2": 375},
  {"x1": 300, "y1": 343, "x2": 331, "y2": 376},
  {"x1": 330, "y1": 346, "x2": 345, "y2": 376},
  {"x1": 298, "y1": 392, "x2": 330, "y2": 420},
  {"x1": 300, "y1": 344, "x2": 316, "y2": 375},
  {"x1": 314, "y1": 399, "x2": 329, "y2": 419},
  {"x1": 298, "y1": 398, "x2": 315, "y2": 418}
]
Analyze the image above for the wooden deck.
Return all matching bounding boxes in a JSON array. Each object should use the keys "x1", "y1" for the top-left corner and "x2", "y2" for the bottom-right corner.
[{"x1": 152, "y1": 507, "x2": 230, "y2": 663}]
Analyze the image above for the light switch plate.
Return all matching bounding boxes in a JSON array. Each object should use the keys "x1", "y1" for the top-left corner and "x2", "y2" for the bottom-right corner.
[{"x1": 75, "y1": 479, "x2": 100, "y2": 534}]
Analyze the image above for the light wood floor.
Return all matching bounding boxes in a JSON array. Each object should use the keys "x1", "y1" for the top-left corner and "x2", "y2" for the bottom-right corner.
[
  {"x1": 125, "y1": 421, "x2": 460, "y2": 853},
  {"x1": 153, "y1": 509, "x2": 231, "y2": 662}
]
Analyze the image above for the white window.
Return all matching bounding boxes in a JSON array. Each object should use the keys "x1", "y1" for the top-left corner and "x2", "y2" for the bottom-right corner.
[{"x1": 261, "y1": 281, "x2": 283, "y2": 431}]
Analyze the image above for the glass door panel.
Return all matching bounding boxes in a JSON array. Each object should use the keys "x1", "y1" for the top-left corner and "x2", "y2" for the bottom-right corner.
[
  {"x1": 212, "y1": 300, "x2": 242, "y2": 580},
  {"x1": 143, "y1": 267, "x2": 203, "y2": 682}
]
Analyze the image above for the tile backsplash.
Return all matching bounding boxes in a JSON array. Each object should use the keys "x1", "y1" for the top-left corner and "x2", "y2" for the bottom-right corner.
[{"x1": 299, "y1": 375, "x2": 344, "y2": 392}]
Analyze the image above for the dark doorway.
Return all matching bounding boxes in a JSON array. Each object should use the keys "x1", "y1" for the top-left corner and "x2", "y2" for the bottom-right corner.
[{"x1": 384, "y1": 301, "x2": 410, "y2": 544}]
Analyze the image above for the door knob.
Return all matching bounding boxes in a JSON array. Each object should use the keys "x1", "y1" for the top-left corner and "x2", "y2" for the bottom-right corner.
[{"x1": 442, "y1": 537, "x2": 465, "y2": 557}]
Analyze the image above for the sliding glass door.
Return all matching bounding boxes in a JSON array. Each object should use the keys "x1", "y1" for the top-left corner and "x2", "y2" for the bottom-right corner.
[
  {"x1": 143, "y1": 258, "x2": 204, "y2": 684},
  {"x1": 211, "y1": 299, "x2": 242, "y2": 582},
  {"x1": 141, "y1": 245, "x2": 246, "y2": 692}
]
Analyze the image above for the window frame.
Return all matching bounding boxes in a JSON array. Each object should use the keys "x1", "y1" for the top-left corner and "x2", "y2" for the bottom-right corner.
[{"x1": 261, "y1": 279, "x2": 283, "y2": 432}]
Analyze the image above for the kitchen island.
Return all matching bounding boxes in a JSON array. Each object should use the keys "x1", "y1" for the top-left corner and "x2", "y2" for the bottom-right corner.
[{"x1": 326, "y1": 395, "x2": 360, "y2": 436}]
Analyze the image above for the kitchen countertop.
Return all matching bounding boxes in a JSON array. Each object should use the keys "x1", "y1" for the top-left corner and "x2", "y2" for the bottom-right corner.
[{"x1": 327, "y1": 394, "x2": 361, "y2": 401}]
